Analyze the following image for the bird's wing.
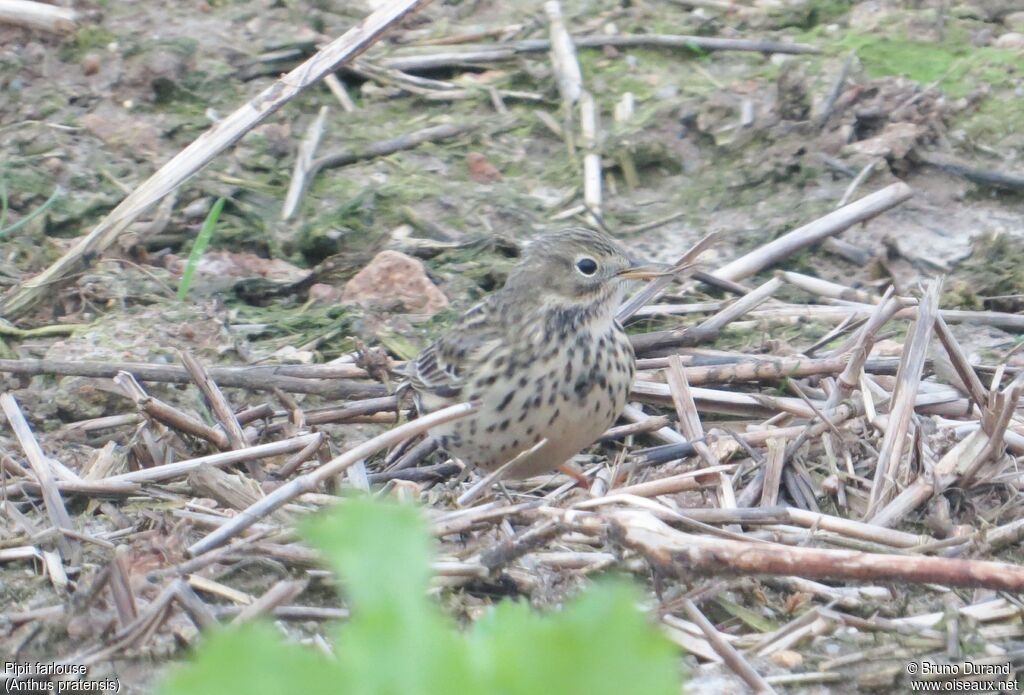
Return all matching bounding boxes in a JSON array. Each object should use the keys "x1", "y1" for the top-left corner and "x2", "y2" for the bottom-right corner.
[{"x1": 407, "y1": 301, "x2": 499, "y2": 407}]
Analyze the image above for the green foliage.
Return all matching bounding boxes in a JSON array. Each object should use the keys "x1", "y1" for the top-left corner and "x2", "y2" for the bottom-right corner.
[
  {"x1": 177, "y1": 197, "x2": 225, "y2": 301},
  {"x1": 473, "y1": 583, "x2": 681, "y2": 695},
  {"x1": 838, "y1": 34, "x2": 1023, "y2": 99},
  {"x1": 159, "y1": 498, "x2": 683, "y2": 695}
]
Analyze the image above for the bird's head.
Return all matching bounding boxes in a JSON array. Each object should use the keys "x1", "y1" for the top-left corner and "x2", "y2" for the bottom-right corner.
[{"x1": 504, "y1": 228, "x2": 664, "y2": 311}]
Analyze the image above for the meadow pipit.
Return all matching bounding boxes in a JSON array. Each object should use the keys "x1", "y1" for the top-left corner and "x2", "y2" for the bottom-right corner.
[{"x1": 407, "y1": 228, "x2": 662, "y2": 478}]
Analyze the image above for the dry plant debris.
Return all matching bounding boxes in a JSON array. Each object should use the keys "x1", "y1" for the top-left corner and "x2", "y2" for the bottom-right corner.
[{"x1": 2, "y1": 0, "x2": 1024, "y2": 693}]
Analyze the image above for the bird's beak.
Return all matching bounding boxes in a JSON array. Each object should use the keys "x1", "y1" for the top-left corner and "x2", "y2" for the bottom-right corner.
[{"x1": 617, "y1": 261, "x2": 673, "y2": 280}]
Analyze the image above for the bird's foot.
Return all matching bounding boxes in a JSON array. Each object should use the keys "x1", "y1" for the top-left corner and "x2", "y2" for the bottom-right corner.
[{"x1": 558, "y1": 463, "x2": 591, "y2": 490}]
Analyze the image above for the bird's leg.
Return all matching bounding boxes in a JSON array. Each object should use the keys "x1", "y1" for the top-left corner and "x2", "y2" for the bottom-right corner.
[{"x1": 558, "y1": 462, "x2": 591, "y2": 490}]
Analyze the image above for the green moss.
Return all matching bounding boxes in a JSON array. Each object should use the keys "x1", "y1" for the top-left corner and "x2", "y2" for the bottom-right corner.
[
  {"x1": 838, "y1": 34, "x2": 1023, "y2": 99},
  {"x1": 73, "y1": 26, "x2": 116, "y2": 51},
  {"x1": 231, "y1": 302, "x2": 359, "y2": 359}
]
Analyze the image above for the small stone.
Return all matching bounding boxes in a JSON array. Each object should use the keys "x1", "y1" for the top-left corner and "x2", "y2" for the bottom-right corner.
[
  {"x1": 769, "y1": 650, "x2": 803, "y2": 669},
  {"x1": 466, "y1": 151, "x2": 502, "y2": 183},
  {"x1": 182, "y1": 197, "x2": 212, "y2": 219},
  {"x1": 994, "y1": 32, "x2": 1024, "y2": 49},
  {"x1": 82, "y1": 53, "x2": 102, "y2": 75},
  {"x1": 342, "y1": 250, "x2": 448, "y2": 315}
]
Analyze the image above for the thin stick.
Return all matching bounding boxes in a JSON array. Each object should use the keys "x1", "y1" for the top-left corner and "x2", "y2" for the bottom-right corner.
[
  {"x1": 188, "y1": 401, "x2": 477, "y2": 556},
  {"x1": 933, "y1": 314, "x2": 990, "y2": 427},
  {"x1": 823, "y1": 288, "x2": 899, "y2": 410},
  {"x1": 817, "y1": 50, "x2": 855, "y2": 130},
  {"x1": 872, "y1": 374, "x2": 1024, "y2": 527},
  {"x1": 614, "y1": 92, "x2": 639, "y2": 189},
  {"x1": 0, "y1": 0, "x2": 433, "y2": 320},
  {"x1": 760, "y1": 437, "x2": 785, "y2": 507},
  {"x1": 323, "y1": 73, "x2": 356, "y2": 112},
  {"x1": 269, "y1": 432, "x2": 325, "y2": 481},
  {"x1": 179, "y1": 351, "x2": 249, "y2": 450},
  {"x1": 282, "y1": 105, "x2": 329, "y2": 221},
  {"x1": 579, "y1": 91, "x2": 602, "y2": 222},
  {"x1": 231, "y1": 579, "x2": 308, "y2": 625},
  {"x1": 643, "y1": 355, "x2": 899, "y2": 386},
  {"x1": 311, "y1": 122, "x2": 479, "y2": 174},
  {"x1": 917, "y1": 151, "x2": 1024, "y2": 192},
  {"x1": 457, "y1": 437, "x2": 550, "y2": 506},
  {"x1": 630, "y1": 276, "x2": 781, "y2": 353},
  {"x1": 620, "y1": 210, "x2": 687, "y2": 236},
  {"x1": 113, "y1": 372, "x2": 230, "y2": 450},
  {"x1": 712, "y1": 182, "x2": 913, "y2": 282},
  {"x1": 869, "y1": 428, "x2": 990, "y2": 529},
  {"x1": 0, "y1": 0, "x2": 77, "y2": 33},
  {"x1": 597, "y1": 415, "x2": 671, "y2": 442},
  {"x1": 617, "y1": 231, "x2": 719, "y2": 322},
  {"x1": 478, "y1": 520, "x2": 567, "y2": 573},
  {"x1": 682, "y1": 599, "x2": 777, "y2": 695},
  {"x1": 836, "y1": 157, "x2": 884, "y2": 208},
  {"x1": 594, "y1": 465, "x2": 735, "y2": 498},
  {"x1": 0, "y1": 393, "x2": 75, "y2": 559},
  {"x1": 381, "y1": 34, "x2": 819, "y2": 72},
  {"x1": 666, "y1": 356, "x2": 736, "y2": 510},
  {"x1": 545, "y1": 1, "x2": 583, "y2": 109},
  {"x1": 104, "y1": 433, "x2": 321, "y2": 485},
  {"x1": 867, "y1": 280, "x2": 941, "y2": 516},
  {"x1": 611, "y1": 510, "x2": 1024, "y2": 591},
  {"x1": 0, "y1": 358, "x2": 384, "y2": 398},
  {"x1": 778, "y1": 270, "x2": 880, "y2": 305}
]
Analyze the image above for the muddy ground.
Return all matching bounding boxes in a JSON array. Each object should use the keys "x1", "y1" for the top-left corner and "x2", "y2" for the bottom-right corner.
[{"x1": 2, "y1": 0, "x2": 1024, "y2": 693}]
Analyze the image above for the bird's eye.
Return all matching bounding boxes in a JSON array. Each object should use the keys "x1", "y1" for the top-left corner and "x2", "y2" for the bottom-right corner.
[{"x1": 575, "y1": 257, "x2": 598, "y2": 276}]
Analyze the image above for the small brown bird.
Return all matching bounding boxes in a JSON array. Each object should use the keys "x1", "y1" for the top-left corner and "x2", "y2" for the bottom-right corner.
[{"x1": 407, "y1": 228, "x2": 663, "y2": 479}]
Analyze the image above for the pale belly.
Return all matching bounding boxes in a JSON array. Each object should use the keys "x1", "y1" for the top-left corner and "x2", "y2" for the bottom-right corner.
[{"x1": 427, "y1": 324, "x2": 635, "y2": 477}]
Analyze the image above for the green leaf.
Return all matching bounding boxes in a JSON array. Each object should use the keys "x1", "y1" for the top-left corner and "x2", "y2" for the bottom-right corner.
[
  {"x1": 300, "y1": 497, "x2": 433, "y2": 624},
  {"x1": 158, "y1": 622, "x2": 346, "y2": 695},
  {"x1": 473, "y1": 581, "x2": 682, "y2": 695},
  {"x1": 160, "y1": 498, "x2": 685, "y2": 695},
  {"x1": 177, "y1": 196, "x2": 225, "y2": 300},
  {"x1": 301, "y1": 498, "x2": 481, "y2": 695}
]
